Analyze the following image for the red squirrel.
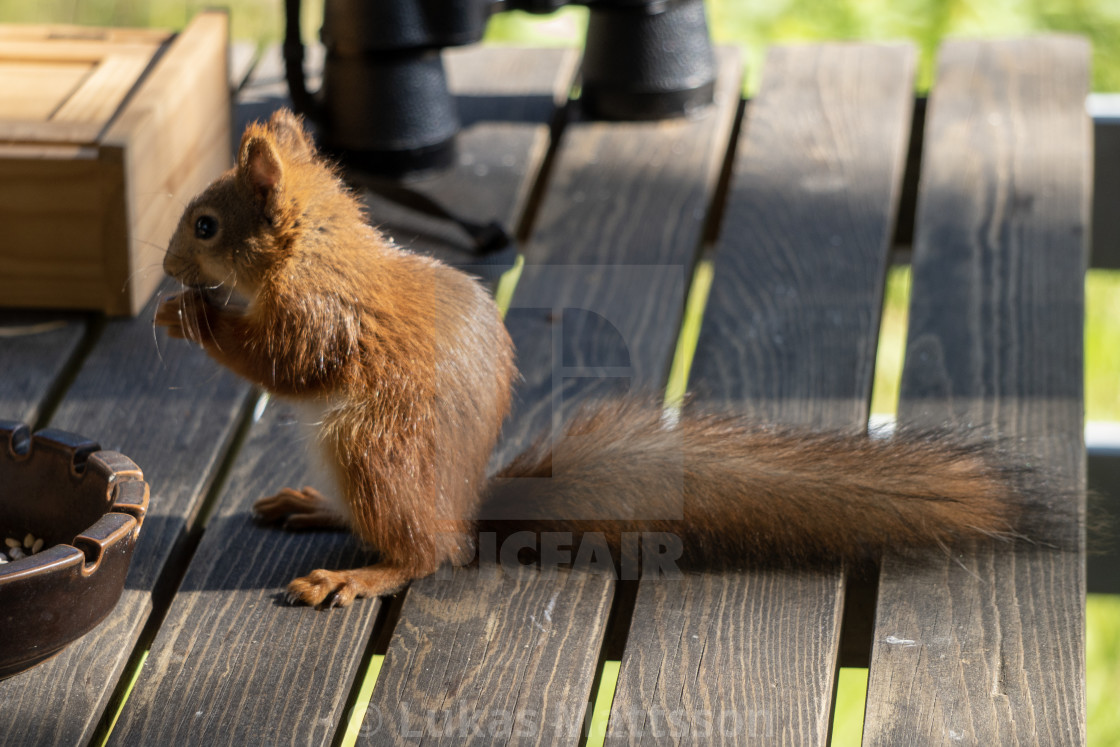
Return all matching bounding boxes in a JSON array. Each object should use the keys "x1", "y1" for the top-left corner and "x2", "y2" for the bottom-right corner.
[{"x1": 156, "y1": 110, "x2": 1046, "y2": 608}]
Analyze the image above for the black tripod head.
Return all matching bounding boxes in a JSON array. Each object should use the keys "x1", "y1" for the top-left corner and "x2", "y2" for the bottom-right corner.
[{"x1": 285, "y1": 0, "x2": 716, "y2": 177}]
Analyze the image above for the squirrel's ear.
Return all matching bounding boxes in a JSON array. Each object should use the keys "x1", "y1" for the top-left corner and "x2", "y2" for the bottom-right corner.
[
  {"x1": 269, "y1": 109, "x2": 316, "y2": 162},
  {"x1": 238, "y1": 135, "x2": 284, "y2": 212}
]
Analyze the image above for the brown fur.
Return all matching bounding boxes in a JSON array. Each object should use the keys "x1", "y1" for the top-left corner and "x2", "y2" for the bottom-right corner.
[
  {"x1": 483, "y1": 399, "x2": 1032, "y2": 571},
  {"x1": 159, "y1": 111, "x2": 512, "y2": 605},
  {"x1": 157, "y1": 110, "x2": 1044, "y2": 608}
]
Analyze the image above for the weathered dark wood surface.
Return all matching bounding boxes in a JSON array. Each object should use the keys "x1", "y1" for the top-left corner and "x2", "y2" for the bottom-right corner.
[
  {"x1": 106, "y1": 396, "x2": 383, "y2": 745},
  {"x1": 364, "y1": 48, "x2": 742, "y2": 747},
  {"x1": 0, "y1": 282, "x2": 253, "y2": 745},
  {"x1": 367, "y1": 564, "x2": 613, "y2": 745},
  {"x1": 605, "y1": 43, "x2": 916, "y2": 746},
  {"x1": 862, "y1": 37, "x2": 1089, "y2": 746},
  {"x1": 494, "y1": 48, "x2": 742, "y2": 466},
  {"x1": 0, "y1": 36, "x2": 1090, "y2": 747},
  {"x1": 0, "y1": 312, "x2": 87, "y2": 425}
]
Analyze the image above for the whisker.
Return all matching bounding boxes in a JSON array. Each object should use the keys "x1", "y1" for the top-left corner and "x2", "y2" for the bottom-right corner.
[
  {"x1": 212, "y1": 268, "x2": 238, "y2": 308},
  {"x1": 187, "y1": 289, "x2": 202, "y2": 345},
  {"x1": 182, "y1": 286, "x2": 201, "y2": 348},
  {"x1": 201, "y1": 291, "x2": 222, "y2": 352},
  {"x1": 123, "y1": 262, "x2": 169, "y2": 293},
  {"x1": 132, "y1": 190, "x2": 189, "y2": 212},
  {"x1": 134, "y1": 237, "x2": 169, "y2": 252},
  {"x1": 151, "y1": 304, "x2": 167, "y2": 368}
]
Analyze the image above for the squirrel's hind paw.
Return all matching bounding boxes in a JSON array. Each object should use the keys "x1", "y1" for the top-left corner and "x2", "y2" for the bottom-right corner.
[
  {"x1": 286, "y1": 565, "x2": 414, "y2": 609},
  {"x1": 253, "y1": 486, "x2": 347, "y2": 530}
]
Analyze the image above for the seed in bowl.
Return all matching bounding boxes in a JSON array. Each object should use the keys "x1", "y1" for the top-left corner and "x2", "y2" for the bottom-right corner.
[{"x1": 2, "y1": 534, "x2": 44, "y2": 562}]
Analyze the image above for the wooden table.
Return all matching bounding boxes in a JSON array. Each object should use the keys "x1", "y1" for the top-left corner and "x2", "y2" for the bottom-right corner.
[{"x1": 0, "y1": 36, "x2": 1089, "y2": 746}]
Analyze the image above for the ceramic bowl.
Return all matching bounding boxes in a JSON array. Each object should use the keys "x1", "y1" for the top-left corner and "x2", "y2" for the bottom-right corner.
[{"x1": 0, "y1": 422, "x2": 148, "y2": 679}]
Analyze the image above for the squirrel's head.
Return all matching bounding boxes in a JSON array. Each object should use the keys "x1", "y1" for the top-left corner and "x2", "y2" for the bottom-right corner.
[{"x1": 164, "y1": 109, "x2": 323, "y2": 309}]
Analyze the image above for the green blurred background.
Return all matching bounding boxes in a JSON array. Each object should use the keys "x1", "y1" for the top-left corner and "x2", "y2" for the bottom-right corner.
[{"x1": 2, "y1": 1, "x2": 1116, "y2": 744}]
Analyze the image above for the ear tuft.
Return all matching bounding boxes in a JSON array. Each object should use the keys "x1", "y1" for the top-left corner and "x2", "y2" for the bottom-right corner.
[
  {"x1": 269, "y1": 109, "x2": 316, "y2": 162},
  {"x1": 239, "y1": 135, "x2": 283, "y2": 211}
]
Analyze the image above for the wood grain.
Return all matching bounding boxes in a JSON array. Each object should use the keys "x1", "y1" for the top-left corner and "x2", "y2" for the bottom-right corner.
[
  {"x1": 0, "y1": 24, "x2": 168, "y2": 44},
  {"x1": 0, "y1": 280, "x2": 253, "y2": 745},
  {"x1": 0, "y1": 312, "x2": 87, "y2": 425},
  {"x1": 0, "y1": 33, "x2": 163, "y2": 145},
  {"x1": 1, "y1": 136, "x2": 122, "y2": 311},
  {"x1": 107, "y1": 46, "x2": 576, "y2": 746},
  {"x1": 0, "y1": 38, "x2": 162, "y2": 63},
  {"x1": 495, "y1": 48, "x2": 743, "y2": 467},
  {"x1": 107, "y1": 397, "x2": 383, "y2": 746},
  {"x1": 606, "y1": 44, "x2": 917, "y2": 745},
  {"x1": 0, "y1": 60, "x2": 91, "y2": 121},
  {"x1": 366, "y1": 565, "x2": 613, "y2": 745},
  {"x1": 364, "y1": 48, "x2": 742, "y2": 747},
  {"x1": 52, "y1": 53, "x2": 155, "y2": 138},
  {"x1": 862, "y1": 37, "x2": 1090, "y2": 746}
]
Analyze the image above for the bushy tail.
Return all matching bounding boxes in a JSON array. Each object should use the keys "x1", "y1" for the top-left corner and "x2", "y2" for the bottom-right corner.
[{"x1": 480, "y1": 399, "x2": 1055, "y2": 570}]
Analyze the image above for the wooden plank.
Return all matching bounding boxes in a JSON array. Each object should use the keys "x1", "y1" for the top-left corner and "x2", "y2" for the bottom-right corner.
[
  {"x1": 0, "y1": 282, "x2": 253, "y2": 745},
  {"x1": 863, "y1": 37, "x2": 1089, "y2": 746},
  {"x1": 106, "y1": 397, "x2": 383, "y2": 745},
  {"x1": 364, "y1": 48, "x2": 742, "y2": 747},
  {"x1": 0, "y1": 36, "x2": 162, "y2": 145},
  {"x1": 0, "y1": 38, "x2": 162, "y2": 63},
  {"x1": 0, "y1": 24, "x2": 169, "y2": 45},
  {"x1": 367, "y1": 564, "x2": 613, "y2": 744},
  {"x1": 494, "y1": 48, "x2": 742, "y2": 464},
  {"x1": 53, "y1": 53, "x2": 154, "y2": 128},
  {"x1": 108, "y1": 45, "x2": 575, "y2": 746},
  {"x1": 0, "y1": 60, "x2": 91, "y2": 121},
  {"x1": 0, "y1": 312, "x2": 87, "y2": 425},
  {"x1": 606, "y1": 44, "x2": 916, "y2": 745},
  {"x1": 0, "y1": 146, "x2": 116, "y2": 306}
]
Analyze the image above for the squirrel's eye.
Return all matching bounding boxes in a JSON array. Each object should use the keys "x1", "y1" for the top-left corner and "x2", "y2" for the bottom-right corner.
[{"x1": 195, "y1": 215, "x2": 218, "y2": 240}]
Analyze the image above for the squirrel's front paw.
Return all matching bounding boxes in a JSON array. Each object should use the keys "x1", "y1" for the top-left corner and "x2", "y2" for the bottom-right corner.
[{"x1": 154, "y1": 290, "x2": 209, "y2": 342}]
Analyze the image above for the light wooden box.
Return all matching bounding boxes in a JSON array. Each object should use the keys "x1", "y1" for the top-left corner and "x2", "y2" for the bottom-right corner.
[{"x1": 0, "y1": 12, "x2": 230, "y2": 316}]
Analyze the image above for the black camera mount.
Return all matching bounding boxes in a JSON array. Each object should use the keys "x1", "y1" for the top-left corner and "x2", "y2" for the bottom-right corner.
[{"x1": 284, "y1": 0, "x2": 716, "y2": 178}]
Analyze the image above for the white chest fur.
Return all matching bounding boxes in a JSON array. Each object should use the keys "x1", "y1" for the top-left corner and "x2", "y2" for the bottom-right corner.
[{"x1": 284, "y1": 395, "x2": 354, "y2": 527}]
